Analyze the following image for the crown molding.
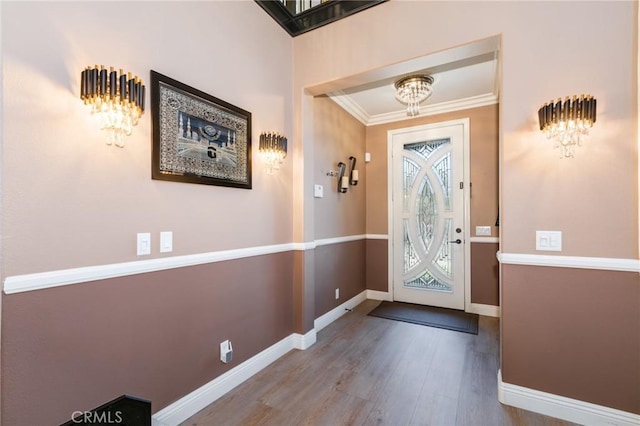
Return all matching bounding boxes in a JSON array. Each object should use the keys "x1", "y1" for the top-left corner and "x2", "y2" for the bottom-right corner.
[{"x1": 328, "y1": 92, "x2": 498, "y2": 126}]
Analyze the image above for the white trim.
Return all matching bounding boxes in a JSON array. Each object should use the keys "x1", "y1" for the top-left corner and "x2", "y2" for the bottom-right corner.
[
  {"x1": 327, "y1": 90, "x2": 369, "y2": 125},
  {"x1": 315, "y1": 234, "x2": 366, "y2": 247},
  {"x1": 152, "y1": 334, "x2": 297, "y2": 426},
  {"x1": 368, "y1": 94, "x2": 498, "y2": 126},
  {"x1": 4, "y1": 235, "x2": 389, "y2": 295},
  {"x1": 498, "y1": 252, "x2": 640, "y2": 272},
  {"x1": 153, "y1": 292, "x2": 372, "y2": 426},
  {"x1": 366, "y1": 290, "x2": 393, "y2": 301},
  {"x1": 462, "y1": 119, "x2": 472, "y2": 313},
  {"x1": 292, "y1": 241, "x2": 316, "y2": 251},
  {"x1": 314, "y1": 290, "x2": 367, "y2": 332},
  {"x1": 469, "y1": 237, "x2": 499, "y2": 243},
  {"x1": 328, "y1": 91, "x2": 498, "y2": 127},
  {"x1": 498, "y1": 370, "x2": 640, "y2": 426},
  {"x1": 4, "y1": 243, "x2": 301, "y2": 295},
  {"x1": 466, "y1": 303, "x2": 500, "y2": 318},
  {"x1": 365, "y1": 234, "x2": 388, "y2": 240},
  {"x1": 292, "y1": 329, "x2": 317, "y2": 350}
]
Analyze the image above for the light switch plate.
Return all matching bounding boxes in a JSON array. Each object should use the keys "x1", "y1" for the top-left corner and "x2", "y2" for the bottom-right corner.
[
  {"x1": 536, "y1": 231, "x2": 562, "y2": 251},
  {"x1": 137, "y1": 233, "x2": 151, "y2": 256},
  {"x1": 314, "y1": 184, "x2": 324, "y2": 198},
  {"x1": 365, "y1": 152, "x2": 371, "y2": 163},
  {"x1": 160, "y1": 231, "x2": 173, "y2": 253},
  {"x1": 476, "y1": 226, "x2": 491, "y2": 236}
]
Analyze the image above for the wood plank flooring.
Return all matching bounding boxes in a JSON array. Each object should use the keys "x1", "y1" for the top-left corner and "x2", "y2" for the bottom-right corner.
[{"x1": 182, "y1": 300, "x2": 576, "y2": 426}]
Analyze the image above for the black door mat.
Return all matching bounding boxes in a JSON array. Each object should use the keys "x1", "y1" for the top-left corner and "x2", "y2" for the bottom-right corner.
[{"x1": 367, "y1": 301, "x2": 479, "y2": 335}]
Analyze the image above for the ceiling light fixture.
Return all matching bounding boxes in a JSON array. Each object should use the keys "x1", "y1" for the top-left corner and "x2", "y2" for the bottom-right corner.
[
  {"x1": 538, "y1": 94, "x2": 596, "y2": 158},
  {"x1": 394, "y1": 75, "x2": 434, "y2": 117}
]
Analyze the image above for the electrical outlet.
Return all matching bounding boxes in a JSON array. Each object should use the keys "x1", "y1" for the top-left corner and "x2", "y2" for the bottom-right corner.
[
  {"x1": 220, "y1": 340, "x2": 233, "y2": 364},
  {"x1": 335, "y1": 288, "x2": 339, "y2": 300},
  {"x1": 476, "y1": 226, "x2": 491, "y2": 236},
  {"x1": 536, "y1": 231, "x2": 562, "y2": 251}
]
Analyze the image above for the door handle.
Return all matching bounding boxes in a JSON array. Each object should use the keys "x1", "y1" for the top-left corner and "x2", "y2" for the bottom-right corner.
[{"x1": 448, "y1": 239, "x2": 462, "y2": 244}]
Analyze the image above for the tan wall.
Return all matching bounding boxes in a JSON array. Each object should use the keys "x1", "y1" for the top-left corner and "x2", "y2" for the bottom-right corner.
[
  {"x1": 1, "y1": 2, "x2": 295, "y2": 423},
  {"x1": 365, "y1": 105, "x2": 499, "y2": 237},
  {"x1": 294, "y1": 0, "x2": 637, "y2": 259},
  {"x1": 293, "y1": 0, "x2": 638, "y2": 413},
  {"x1": 470, "y1": 242, "x2": 499, "y2": 306},
  {"x1": 502, "y1": 265, "x2": 640, "y2": 414},
  {"x1": 313, "y1": 96, "x2": 366, "y2": 239},
  {"x1": 2, "y1": 253, "x2": 295, "y2": 425},
  {"x1": 1, "y1": 2, "x2": 294, "y2": 278},
  {"x1": 365, "y1": 239, "x2": 388, "y2": 292},
  {"x1": 315, "y1": 240, "x2": 366, "y2": 317}
]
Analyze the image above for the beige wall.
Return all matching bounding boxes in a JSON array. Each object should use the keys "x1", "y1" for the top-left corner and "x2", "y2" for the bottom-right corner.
[
  {"x1": 313, "y1": 96, "x2": 366, "y2": 239},
  {"x1": 312, "y1": 96, "x2": 367, "y2": 320},
  {"x1": 365, "y1": 105, "x2": 499, "y2": 237},
  {"x1": 1, "y1": 1, "x2": 296, "y2": 422},
  {"x1": 1, "y1": 1, "x2": 294, "y2": 278},
  {"x1": 293, "y1": 0, "x2": 638, "y2": 414},
  {"x1": 2, "y1": 0, "x2": 638, "y2": 421},
  {"x1": 294, "y1": 1, "x2": 637, "y2": 259}
]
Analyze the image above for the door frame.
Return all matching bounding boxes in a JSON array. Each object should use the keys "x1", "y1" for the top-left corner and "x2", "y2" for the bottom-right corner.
[{"x1": 387, "y1": 118, "x2": 471, "y2": 311}]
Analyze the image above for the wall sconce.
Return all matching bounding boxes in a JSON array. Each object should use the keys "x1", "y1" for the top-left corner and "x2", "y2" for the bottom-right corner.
[
  {"x1": 80, "y1": 65, "x2": 145, "y2": 147},
  {"x1": 538, "y1": 94, "x2": 596, "y2": 158},
  {"x1": 327, "y1": 163, "x2": 348, "y2": 193},
  {"x1": 348, "y1": 156, "x2": 359, "y2": 185},
  {"x1": 259, "y1": 132, "x2": 287, "y2": 174},
  {"x1": 337, "y1": 162, "x2": 348, "y2": 193}
]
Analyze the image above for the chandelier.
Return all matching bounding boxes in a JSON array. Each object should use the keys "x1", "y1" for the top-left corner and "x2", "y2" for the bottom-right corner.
[
  {"x1": 259, "y1": 132, "x2": 288, "y2": 174},
  {"x1": 80, "y1": 65, "x2": 145, "y2": 147},
  {"x1": 394, "y1": 75, "x2": 434, "y2": 117},
  {"x1": 538, "y1": 94, "x2": 597, "y2": 158}
]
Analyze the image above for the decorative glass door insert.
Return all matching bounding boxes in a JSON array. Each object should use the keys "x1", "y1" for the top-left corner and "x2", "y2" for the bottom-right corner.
[{"x1": 392, "y1": 122, "x2": 466, "y2": 310}]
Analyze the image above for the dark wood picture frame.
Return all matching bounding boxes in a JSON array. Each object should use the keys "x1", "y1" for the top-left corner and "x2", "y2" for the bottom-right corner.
[{"x1": 150, "y1": 70, "x2": 252, "y2": 189}]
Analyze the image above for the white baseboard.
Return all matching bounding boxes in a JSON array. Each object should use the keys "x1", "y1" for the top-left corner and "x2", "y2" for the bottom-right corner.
[
  {"x1": 314, "y1": 290, "x2": 367, "y2": 332},
  {"x1": 292, "y1": 329, "x2": 316, "y2": 350},
  {"x1": 152, "y1": 335, "x2": 296, "y2": 426},
  {"x1": 466, "y1": 302, "x2": 500, "y2": 317},
  {"x1": 366, "y1": 290, "x2": 392, "y2": 301},
  {"x1": 498, "y1": 370, "x2": 640, "y2": 426},
  {"x1": 152, "y1": 292, "x2": 370, "y2": 426}
]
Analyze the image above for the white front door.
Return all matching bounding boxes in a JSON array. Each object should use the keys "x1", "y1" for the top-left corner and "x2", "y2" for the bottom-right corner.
[{"x1": 390, "y1": 120, "x2": 467, "y2": 310}]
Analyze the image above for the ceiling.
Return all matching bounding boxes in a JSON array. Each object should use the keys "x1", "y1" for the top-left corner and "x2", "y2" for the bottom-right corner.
[{"x1": 327, "y1": 40, "x2": 500, "y2": 126}]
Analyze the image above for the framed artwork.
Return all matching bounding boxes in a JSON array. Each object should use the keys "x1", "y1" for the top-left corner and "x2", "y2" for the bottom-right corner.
[{"x1": 150, "y1": 70, "x2": 252, "y2": 189}]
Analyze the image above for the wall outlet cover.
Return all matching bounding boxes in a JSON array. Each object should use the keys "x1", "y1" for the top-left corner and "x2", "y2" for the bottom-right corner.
[
  {"x1": 476, "y1": 226, "x2": 491, "y2": 236},
  {"x1": 536, "y1": 230, "x2": 562, "y2": 251},
  {"x1": 220, "y1": 340, "x2": 233, "y2": 363}
]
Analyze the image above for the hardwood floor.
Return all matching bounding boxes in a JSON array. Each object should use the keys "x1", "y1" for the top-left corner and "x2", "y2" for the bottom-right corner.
[{"x1": 183, "y1": 300, "x2": 576, "y2": 426}]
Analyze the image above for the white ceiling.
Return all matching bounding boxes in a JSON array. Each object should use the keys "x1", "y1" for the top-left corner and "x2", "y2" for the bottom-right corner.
[{"x1": 327, "y1": 39, "x2": 501, "y2": 126}]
